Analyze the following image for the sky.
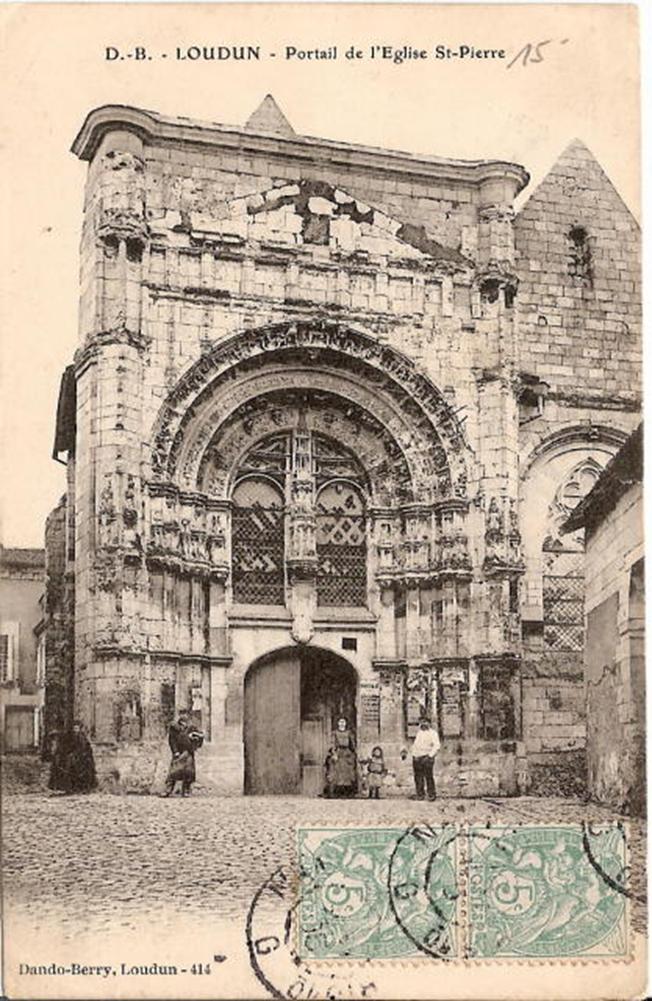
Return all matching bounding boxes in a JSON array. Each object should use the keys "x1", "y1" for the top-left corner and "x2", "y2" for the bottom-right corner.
[{"x1": 0, "y1": 2, "x2": 641, "y2": 547}]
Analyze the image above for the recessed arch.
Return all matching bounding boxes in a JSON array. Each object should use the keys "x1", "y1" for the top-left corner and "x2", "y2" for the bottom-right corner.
[
  {"x1": 520, "y1": 423, "x2": 629, "y2": 479},
  {"x1": 150, "y1": 321, "x2": 471, "y2": 504}
]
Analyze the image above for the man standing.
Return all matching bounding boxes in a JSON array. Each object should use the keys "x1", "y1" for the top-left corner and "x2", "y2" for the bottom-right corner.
[{"x1": 410, "y1": 718, "x2": 440, "y2": 801}]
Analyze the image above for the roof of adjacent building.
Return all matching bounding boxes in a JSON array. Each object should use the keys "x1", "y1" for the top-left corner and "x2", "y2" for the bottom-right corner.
[
  {"x1": 562, "y1": 423, "x2": 643, "y2": 535},
  {"x1": 71, "y1": 98, "x2": 530, "y2": 193},
  {"x1": 0, "y1": 547, "x2": 46, "y2": 570}
]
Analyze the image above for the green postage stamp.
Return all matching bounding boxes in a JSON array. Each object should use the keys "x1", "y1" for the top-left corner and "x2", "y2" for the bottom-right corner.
[{"x1": 297, "y1": 824, "x2": 629, "y2": 962}]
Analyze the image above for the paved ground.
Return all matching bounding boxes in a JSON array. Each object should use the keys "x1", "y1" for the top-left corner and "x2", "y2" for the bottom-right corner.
[{"x1": 3, "y1": 788, "x2": 647, "y2": 941}]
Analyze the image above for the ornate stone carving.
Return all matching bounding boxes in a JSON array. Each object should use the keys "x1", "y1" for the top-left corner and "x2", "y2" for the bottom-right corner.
[
  {"x1": 543, "y1": 457, "x2": 603, "y2": 551},
  {"x1": 96, "y1": 150, "x2": 148, "y2": 246},
  {"x1": 151, "y1": 322, "x2": 469, "y2": 498},
  {"x1": 97, "y1": 475, "x2": 118, "y2": 548},
  {"x1": 484, "y1": 495, "x2": 524, "y2": 575},
  {"x1": 146, "y1": 487, "x2": 228, "y2": 580}
]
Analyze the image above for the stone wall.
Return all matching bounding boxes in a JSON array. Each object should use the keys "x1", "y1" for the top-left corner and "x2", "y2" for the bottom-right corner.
[
  {"x1": 515, "y1": 139, "x2": 641, "y2": 402},
  {"x1": 584, "y1": 483, "x2": 644, "y2": 814}
]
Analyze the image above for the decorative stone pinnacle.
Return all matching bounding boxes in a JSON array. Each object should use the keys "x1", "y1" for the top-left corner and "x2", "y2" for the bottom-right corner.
[{"x1": 245, "y1": 95, "x2": 295, "y2": 137}]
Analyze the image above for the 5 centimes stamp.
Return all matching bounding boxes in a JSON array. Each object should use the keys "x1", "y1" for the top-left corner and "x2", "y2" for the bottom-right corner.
[
  {"x1": 246, "y1": 865, "x2": 378, "y2": 1000},
  {"x1": 467, "y1": 823, "x2": 629, "y2": 959},
  {"x1": 297, "y1": 826, "x2": 458, "y2": 961}
]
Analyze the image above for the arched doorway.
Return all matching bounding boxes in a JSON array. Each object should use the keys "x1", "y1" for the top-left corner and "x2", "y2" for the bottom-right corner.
[{"x1": 244, "y1": 647, "x2": 357, "y2": 796}]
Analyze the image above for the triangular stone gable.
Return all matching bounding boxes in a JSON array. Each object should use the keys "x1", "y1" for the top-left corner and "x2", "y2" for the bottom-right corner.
[
  {"x1": 515, "y1": 138, "x2": 641, "y2": 400},
  {"x1": 189, "y1": 179, "x2": 470, "y2": 267},
  {"x1": 516, "y1": 138, "x2": 639, "y2": 235},
  {"x1": 245, "y1": 95, "x2": 295, "y2": 137}
]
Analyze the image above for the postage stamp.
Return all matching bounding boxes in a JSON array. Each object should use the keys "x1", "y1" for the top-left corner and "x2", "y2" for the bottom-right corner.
[
  {"x1": 297, "y1": 826, "x2": 459, "y2": 960},
  {"x1": 466, "y1": 823, "x2": 629, "y2": 959},
  {"x1": 296, "y1": 823, "x2": 631, "y2": 966}
]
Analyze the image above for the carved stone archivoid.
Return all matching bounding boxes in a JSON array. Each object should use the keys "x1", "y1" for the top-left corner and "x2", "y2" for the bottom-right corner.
[{"x1": 151, "y1": 321, "x2": 468, "y2": 498}]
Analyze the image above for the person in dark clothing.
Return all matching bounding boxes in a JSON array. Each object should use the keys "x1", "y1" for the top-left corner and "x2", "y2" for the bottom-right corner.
[
  {"x1": 325, "y1": 717, "x2": 357, "y2": 798},
  {"x1": 365, "y1": 746, "x2": 386, "y2": 799},
  {"x1": 48, "y1": 721, "x2": 97, "y2": 794},
  {"x1": 163, "y1": 713, "x2": 204, "y2": 797}
]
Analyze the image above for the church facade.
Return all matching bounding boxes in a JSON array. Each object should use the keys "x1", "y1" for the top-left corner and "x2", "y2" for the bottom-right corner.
[{"x1": 44, "y1": 97, "x2": 641, "y2": 795}]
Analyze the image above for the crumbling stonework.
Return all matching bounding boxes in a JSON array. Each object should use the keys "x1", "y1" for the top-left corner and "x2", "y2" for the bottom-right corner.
[{"x1": 45, "y1": 100, "x2": 641, "y2": 795}]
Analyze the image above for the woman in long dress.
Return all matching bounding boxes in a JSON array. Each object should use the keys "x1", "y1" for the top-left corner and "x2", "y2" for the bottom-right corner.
[
  {"x1": 48, "y1": 721, "x2": 97, "y2": 794},
  {"x1": 325, "y1": 717, "x2": 357, "y2": 798}
]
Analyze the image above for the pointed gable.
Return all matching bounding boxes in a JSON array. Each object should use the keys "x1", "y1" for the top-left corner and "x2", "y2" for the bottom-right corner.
[
  {"x1": 518, "y1": 139, "x2": 638, "y2": 231},
  {"x1": 245, "y1": 95, "x2": 295, "y2": 137},
  {"x1": 514, "y1": 139, "x2": 641, "y2": 402}
]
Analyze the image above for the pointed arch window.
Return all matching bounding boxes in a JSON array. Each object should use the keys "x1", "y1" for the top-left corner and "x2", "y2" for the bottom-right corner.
[
  {"x1": 232, "y1": 477, "x2": 285, "y2": 605},
  {"x1": 316, "y1": 481, "x2": 367, "y2": 606},
  {"x1": 230, "y1": 428, "x2": 369, "y2": 607}
]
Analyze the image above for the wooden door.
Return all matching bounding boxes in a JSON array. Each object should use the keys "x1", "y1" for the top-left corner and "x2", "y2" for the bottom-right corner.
[
  {"x1": 244, "y1": 651, "x2": 301, "y2": 794},
  {"x1": 4, "y1": 706, "x2": 34, "y2": 751},
  {"x1": 301, "y1": 714, "x2": 328, "y2": 796}
]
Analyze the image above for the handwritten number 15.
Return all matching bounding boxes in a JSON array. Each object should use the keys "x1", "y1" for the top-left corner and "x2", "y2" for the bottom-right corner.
[{"x1": 507, "y1": 38, "x2": 569, "y2": 70}]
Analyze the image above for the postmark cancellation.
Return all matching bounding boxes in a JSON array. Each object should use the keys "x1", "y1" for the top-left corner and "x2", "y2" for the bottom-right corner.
[{"x1": 295, "y1": 823, "x2": 630, "y2": 964}]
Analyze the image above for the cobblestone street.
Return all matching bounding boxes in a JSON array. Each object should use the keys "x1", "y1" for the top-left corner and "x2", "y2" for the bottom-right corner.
[
  {"x1": 2, "y1": 781, "x2": 647, "y2": 999},
  {"x1": 4, "y1": 788, "x2": 646, "y2": 936}
]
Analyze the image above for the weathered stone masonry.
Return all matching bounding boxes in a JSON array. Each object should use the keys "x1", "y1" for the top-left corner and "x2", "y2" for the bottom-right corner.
[{"x1": 45, "y1": 99, "x2": 641, "y2": 794}]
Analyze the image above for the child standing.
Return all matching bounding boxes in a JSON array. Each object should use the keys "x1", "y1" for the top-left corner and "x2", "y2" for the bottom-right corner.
[{"x1": 366, "y1": 746, "x2": 386, "y2": 799}]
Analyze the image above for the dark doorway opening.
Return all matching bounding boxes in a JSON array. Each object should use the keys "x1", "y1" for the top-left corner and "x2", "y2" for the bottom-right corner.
[{"x1": 243, "y1": 647, "x2": 357, "y2": 796}]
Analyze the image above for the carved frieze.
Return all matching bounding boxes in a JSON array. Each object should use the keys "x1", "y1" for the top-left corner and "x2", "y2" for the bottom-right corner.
[{"x1": 147, "y1": 487, "x2": 228, "y2": 580}]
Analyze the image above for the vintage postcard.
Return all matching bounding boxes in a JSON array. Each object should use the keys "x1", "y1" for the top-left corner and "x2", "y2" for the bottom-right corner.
[{"x1": 0, "y1": 2, "x2": 645, "y2": 999}]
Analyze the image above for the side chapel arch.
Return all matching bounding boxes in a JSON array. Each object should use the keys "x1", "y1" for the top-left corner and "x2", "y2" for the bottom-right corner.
[{"x1": 520, "y1": 424, "x2": 628, "y2": 654}]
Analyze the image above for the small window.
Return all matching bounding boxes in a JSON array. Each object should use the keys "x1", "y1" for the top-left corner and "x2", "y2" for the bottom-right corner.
[
  {"x1": 0, "y1": 635, "x2": 11, "y2": 683},
  {"x1": 0, "y1": 629, "x2": 16, "y2": 683},
  {"x1": 568, "y1": 225, "x2": 593, "y2": 285}
]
